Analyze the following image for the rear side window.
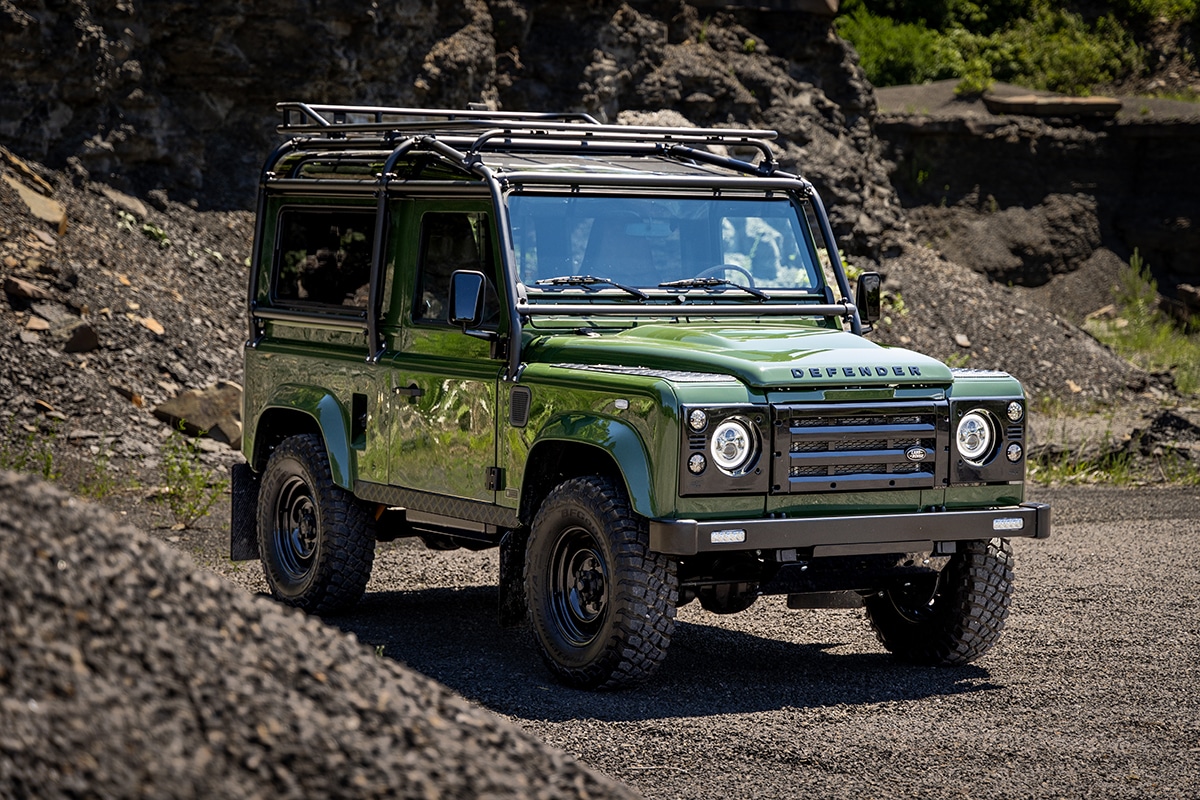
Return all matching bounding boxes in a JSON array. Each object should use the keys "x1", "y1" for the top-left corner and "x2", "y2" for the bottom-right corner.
[{"x1": 273, "y1": 209, "x2": 375, "y2": 308}]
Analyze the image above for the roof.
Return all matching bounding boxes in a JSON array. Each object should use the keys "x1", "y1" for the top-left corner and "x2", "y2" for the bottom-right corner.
[{"x1": 264, "y1": 102, "x2": 804, "y2": 187}]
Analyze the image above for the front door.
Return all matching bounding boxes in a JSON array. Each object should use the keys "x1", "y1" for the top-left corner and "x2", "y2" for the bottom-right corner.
[{"x1": 385, "y1": 201, "x2": 505, "y2": 503}]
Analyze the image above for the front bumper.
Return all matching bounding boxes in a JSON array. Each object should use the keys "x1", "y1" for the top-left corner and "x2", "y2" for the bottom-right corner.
[{"x1": 648, "y1": 501, "x2": 1050, "y2": 557}]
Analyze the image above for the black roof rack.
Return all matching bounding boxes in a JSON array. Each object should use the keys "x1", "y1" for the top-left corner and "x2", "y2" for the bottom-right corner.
[{"x1": 274, "y1": 102, "x2": 781, "y2": 169}]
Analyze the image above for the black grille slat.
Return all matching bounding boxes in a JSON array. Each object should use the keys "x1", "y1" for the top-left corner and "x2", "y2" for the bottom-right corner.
[
  {"x1": 788, "y1": 422, "x2": 937, "y2": 440},
  {"x1": 773, "y1": 401, "x2": 945, "y2": 494}
]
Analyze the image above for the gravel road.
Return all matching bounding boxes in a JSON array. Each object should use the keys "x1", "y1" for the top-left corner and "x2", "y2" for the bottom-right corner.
[{"x1": 189, "y1": 485, "x2": 1200, "y2": 799}]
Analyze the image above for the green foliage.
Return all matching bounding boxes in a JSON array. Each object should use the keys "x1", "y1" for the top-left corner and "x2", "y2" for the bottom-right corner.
[
  {"x1": 141, "y1": 222, "x2": 171, "y2": 249},
  {"x1": 160, "y1": 423, "x2": 229, "y2": 528},
  {"x1": 1028, "y1": 449, "x2": 1136, "y2": 485},
  {"x1": 1117, "y1": 248, "x2": 1159, "y2": 311},
  {"x1": 837, "y1": 0, "x2": 1143, "y2": 95},
  {"x1": 837, "y1": 6, "x2": 957, "y2": 85},
  {"x1": 76, "y1": 444, "x2": 136, "y2": 500},
  {"x1": 1112, "y1": 0, "x2": 1199, "y2": 24},
  {"x1": 1085, "y1": 249, "x2": 1200, "y2": 396},
  {"x1": 0, "y1": 418, "x2": 61, "y2": 480}
]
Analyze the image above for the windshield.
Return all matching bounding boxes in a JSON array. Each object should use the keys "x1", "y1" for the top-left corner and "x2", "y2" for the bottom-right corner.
[{"x1": 508, "y1": 195, "x2": 825, "y2": 295}]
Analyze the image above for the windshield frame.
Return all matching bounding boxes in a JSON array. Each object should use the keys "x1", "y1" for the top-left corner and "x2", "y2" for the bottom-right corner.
[{"x1": 508, "y1": 189, "x2": 831, "y2": 308}]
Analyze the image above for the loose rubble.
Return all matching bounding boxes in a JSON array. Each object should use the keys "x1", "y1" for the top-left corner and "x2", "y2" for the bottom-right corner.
[{"x1": 0, "y1": 471, "x2": 639, "y2": 800}]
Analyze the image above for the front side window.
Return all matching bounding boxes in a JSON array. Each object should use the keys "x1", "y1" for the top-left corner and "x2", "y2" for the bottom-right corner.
[
  {"x1": 509, "y1": 195, "x2": 823, "y2": 293},
  {"x1": 273, "y1": 209, "x2": 375, "y2": 308},
  {"x1": 414, "y1": 211, "x2": 499, "y2": 325}
]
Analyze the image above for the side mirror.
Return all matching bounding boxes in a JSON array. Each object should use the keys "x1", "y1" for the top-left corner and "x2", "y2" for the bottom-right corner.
[
  {"x1": 854, "y1": 271, "x2": 882, "y2": 325},
  {"x1": 448, "y1": 270, "x2": 486, "y2": 328}
]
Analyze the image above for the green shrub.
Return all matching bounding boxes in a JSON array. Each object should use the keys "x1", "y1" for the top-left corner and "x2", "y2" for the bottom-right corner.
[
  {"x1": 836, "y1": 6, "x2": 958, "y2": 85},
  {"x1": 837, "y1": 0, "x2": 1143, "y2": 94},
  {"x1": 160, "y1": 424, "x2": 229, "y2": 528},
  {"x1": 1085, "y1": 249, "x2": 1200, "y2": 397}
]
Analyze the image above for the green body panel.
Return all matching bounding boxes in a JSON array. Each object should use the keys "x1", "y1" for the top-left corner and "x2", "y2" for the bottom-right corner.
[
  {"x1": 503, "y1": 364, "x2": 676, "y2": 519},
  {"x1": 523, "y1": 323, "x2": 953, "y2": 389},
  {"x1": 381, "y1": 334, "x2": 502, "y2": 503},
  {"x1": 247, "y1": 371, "x2": 362, "y2": 489}
]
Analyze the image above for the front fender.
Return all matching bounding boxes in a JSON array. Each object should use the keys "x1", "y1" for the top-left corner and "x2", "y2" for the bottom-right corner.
[
  {"x1": 258, "y1": 384, "x2": 356, "y2": 490},
  {"x1": 534, "y1": 414, "x2": 657, "y2": 518}
]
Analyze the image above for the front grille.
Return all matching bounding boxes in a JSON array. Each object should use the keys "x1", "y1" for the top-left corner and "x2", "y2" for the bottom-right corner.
[{"x1": 773, "y1": 401, "x2": 946, "y2": 493}]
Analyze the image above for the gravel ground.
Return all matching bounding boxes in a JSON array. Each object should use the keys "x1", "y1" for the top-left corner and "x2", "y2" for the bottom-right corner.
[
  {"x1": 0, "y1": 471, "x2": 637, "y2": 800},
  {"x1": 149, "y1": 484, "x2": 1198, "y2": 799}
]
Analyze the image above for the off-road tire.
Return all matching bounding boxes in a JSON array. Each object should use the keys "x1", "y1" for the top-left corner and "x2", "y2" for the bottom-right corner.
[
  {"x1": 526, "y1": 476, "x2": 678, "y2": 690},
  {"x1": 257, "y1": 434, "x2": 374, "y2": 615},
  {"x1": 864, "y1": 538, "x2": 1014, "y2": 665}
]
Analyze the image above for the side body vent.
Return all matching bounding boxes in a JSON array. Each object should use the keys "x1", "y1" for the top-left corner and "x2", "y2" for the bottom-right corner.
[{"x1": 509, "y1": 385, "x2": 532, "y2": 428}]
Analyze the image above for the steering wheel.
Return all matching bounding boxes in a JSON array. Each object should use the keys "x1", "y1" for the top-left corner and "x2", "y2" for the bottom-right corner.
[{"x1": 695, "y1": 263, "x2": 757, "y2": 288}]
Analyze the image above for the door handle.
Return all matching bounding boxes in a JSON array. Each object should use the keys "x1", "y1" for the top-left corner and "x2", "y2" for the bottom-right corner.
[{"x1": 394, "y1": 382, "x2": 424, "y2": 398}]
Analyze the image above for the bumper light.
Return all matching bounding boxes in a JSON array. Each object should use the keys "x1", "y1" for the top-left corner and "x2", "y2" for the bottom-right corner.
[
  {"x1": 992, "y1": 517, "x2": 1025, "y2": 532},
  {"x1": 710, "y1": 529, "x2": 746, "y2": 544}
]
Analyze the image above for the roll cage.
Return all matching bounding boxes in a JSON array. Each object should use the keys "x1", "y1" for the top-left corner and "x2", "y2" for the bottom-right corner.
[{"x1": 247, "y1": 103, "x2": 860, "y2": 380}]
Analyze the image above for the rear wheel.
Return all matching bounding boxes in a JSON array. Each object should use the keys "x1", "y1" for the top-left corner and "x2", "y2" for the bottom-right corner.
[
  {"x1": 526, "y1": 476, "x2": 678, "y2": 689},
  {"x1": 257, "y1": 434, "x2": 374, "y2": 614},
  {"x1": 864, "y1": 538, "x2": 1014, "y2": 665}
]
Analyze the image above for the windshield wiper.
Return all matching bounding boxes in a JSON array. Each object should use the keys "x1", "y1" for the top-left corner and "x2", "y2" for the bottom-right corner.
[
  {"x1": 658, "y1": 277, "x2": 771, "y2": 301},
  {"x1": 534, "y1": 275, "x2": 649, "y2": 300}
]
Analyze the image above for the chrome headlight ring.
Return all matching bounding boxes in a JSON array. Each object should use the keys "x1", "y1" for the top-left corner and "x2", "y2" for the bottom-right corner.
[
  {"x1": 957, "y1": 409, "x2": 998, "y2": 466},
  {"x1": 708, "y1": 416, "x2": 759, "y2": 476}
]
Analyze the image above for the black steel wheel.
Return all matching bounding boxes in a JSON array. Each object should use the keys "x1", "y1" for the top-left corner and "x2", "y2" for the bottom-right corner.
[
  {"x1": 257, "y1": 434, "x2": 374, "y2": 614},
  {"x1": 864, "y1": 538, "x2": 1014, "y2": 665},
  {"x1": 526, "y1": 476, "x2": 678, "y2": 689}
]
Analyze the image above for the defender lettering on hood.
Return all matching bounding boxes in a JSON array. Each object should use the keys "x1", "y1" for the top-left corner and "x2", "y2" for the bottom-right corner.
[{"x1": 794, "y1": 365, "x2": 925, "y2": 380}]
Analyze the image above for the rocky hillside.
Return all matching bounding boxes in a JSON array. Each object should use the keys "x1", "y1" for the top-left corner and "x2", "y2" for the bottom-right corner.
[{"x1": 1, "y1": 1, "x2": 907, "y2": 256}]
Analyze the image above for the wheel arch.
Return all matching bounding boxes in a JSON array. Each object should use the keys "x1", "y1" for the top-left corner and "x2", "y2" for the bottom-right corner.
[
  {"x1": 248, "y1": 385, "x2": 356, "y2": 490},
  {"x1": 519, "y1": 418, "x2": 656, "y2": 526}
]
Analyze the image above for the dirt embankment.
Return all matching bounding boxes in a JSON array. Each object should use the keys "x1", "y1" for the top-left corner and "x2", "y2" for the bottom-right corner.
[{"x1": 874, "y1": 80, "x2": 1200, "y2": 316}]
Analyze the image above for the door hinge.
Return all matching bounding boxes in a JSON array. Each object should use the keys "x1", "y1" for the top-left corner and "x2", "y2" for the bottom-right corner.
[{"x1": 486, "y1": 466, "x2": 505, "y2": 492}]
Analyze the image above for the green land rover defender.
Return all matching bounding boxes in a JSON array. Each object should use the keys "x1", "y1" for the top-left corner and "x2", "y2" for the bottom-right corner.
[{"x1": 231, "y1": 103, "x2": 1050, "y2": 689}]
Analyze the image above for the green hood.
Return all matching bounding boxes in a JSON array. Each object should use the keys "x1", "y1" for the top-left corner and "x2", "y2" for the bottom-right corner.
[{"x1": 524, "y1": 323, "x2": 953, "y2": 388}]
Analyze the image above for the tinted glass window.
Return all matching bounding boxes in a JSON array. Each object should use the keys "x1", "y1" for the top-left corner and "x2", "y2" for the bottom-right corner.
[
  {"x1": 274, "y1": 209, "x2": 374, "y2": 308},
  {"x1": 509, "y1": 195, "x2": 823, "y2": 291},
  {"x1": 415, "y1": 212, "x2": 498, "y2": 326}
]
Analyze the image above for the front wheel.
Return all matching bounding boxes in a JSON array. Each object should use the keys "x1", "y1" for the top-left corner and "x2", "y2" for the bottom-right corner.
[
  {"x1": 864, "y1": 538, "x2": 1014, "y2": 665},
  {"x1": 257, "y1": 434, "x2": 375, "y2": 614},
  {"x1": 525, "y1": 476, "x2": 678, "y2": 689}
]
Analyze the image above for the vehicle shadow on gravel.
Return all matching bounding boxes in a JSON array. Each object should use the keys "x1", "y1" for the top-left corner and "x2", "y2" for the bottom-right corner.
[{"x1": 323, "y1": 586, "x2": 1001, "y2": 723}]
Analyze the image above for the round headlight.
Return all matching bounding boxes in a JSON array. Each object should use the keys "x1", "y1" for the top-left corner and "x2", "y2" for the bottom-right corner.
[
  {"x1": 1007, "y1": 401, "x2": 1024, "y2": 423},
  {"x1": 709, "y1": 417, "x2": 757, "y2": 475},
  {"x1": 688, "y1": 409, "x2": 708, "y2": 432},
  {"x1": 957, "y1": 410, "x2": 995, "y2": 465}
]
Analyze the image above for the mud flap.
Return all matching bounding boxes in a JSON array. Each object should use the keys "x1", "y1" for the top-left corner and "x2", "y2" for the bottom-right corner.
[
  {"x1": 230, "y1": 461, "x2": 260, "y2": 561},
  {"x1": 497, "y1": 527, "x2": 529, "y2": 628}
]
